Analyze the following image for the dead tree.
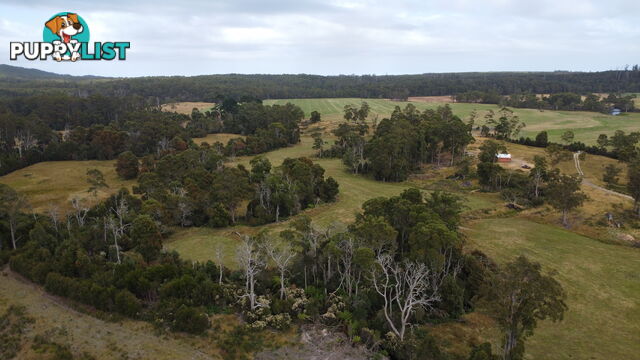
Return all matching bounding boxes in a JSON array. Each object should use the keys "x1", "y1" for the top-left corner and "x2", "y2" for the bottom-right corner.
[
  {"x1": 13, "y1": 130, "x2": 37, "y2": 158},
  {"x1": 236, "y1": 234, "x2": 265, "y2": 310},
  {"x1": 110, "y1": 196, "x2": 129, "y2": 238},
  {"x1": 46, "y1": 204, "x2": 60, "y2": 233},
  {"x1": 71, "y1": 198, "x2": 89, "y2": 227},
  {"x1": 107, "y1": 216, "x2": 122, "y2": 264},
  {"x1": 107, "y1": 195, "x2": 130, "y2": 264},
  {"x1": 264, "y1": 239, "x2": 296, "y2": 300},
  {"x1": 335, "y1": 236, "x2": 364, "y2": 297},
  {"x1": 372, "y1": 254, "x2": 451, "y2": 341},
  {"x1": 215, "y1": 244, "x2": 224, "y2": 285}
]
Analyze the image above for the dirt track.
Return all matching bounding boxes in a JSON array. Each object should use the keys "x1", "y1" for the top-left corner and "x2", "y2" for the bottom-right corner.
[{"x1": 573, "y1": 152, "x2": 633, "y2": 200}]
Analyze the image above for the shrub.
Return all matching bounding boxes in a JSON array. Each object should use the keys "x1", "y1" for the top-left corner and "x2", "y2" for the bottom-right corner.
[
  {"x1": 116, "y1": 151, "x2": 140, "y2": 179},
  {"x1": 172, "y1": 305, "x2": 210, "y2": 334},
  {"x1": 115, "y1": 289, "x2": 142, "y2": 317}
]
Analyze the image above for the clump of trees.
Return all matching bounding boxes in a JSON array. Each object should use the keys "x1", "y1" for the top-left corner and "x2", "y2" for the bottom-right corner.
[
  {"x1": 130, "y1": 147, "x2": 338, "y2": 228},
  {"x1": 324, "y1": 103, "x2": 474, "y2": 182},
  {"x1": 246, "y1": 156, "x2": 339, "y2": 224},
  {"x1": 195, "y1": 100, "x2": 305, "y2": 157},
  {"x1": 480, "y1": 107, "x2": 525, "y2": 140}
]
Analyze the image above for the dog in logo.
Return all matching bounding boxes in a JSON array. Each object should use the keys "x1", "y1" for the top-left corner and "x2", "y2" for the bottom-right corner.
[{"x1": 45, "y1": 13, "x2": 83, "y2": 62}]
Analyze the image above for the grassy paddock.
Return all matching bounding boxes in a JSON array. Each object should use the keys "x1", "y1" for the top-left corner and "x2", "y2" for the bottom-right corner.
[
  {"x1": 465, "y1": 218, "x2": 640, "y2": 359},
  {"x1": 0, "y1": 160, "x2": 135, "y2": 214},
  {"x1": 161, "y1": 101, "x2": 215, "y2": 115},
  {"x1": 192, "y1": 133, "x2": 244, "y2": 145}
]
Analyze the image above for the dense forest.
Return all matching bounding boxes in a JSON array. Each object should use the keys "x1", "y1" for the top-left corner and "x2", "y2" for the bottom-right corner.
[{"x1": 1, "y1": 64, "x2": 640, "y2": 101}]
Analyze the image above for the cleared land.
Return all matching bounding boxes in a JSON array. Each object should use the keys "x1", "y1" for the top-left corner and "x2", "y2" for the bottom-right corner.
[
  {"x1": 465, "y1": 218, "x2": 640, "y2": 360},
  {"x1": 192, "y1": 133, "x2": 244, "y2": 145},
  {"x1": 407, "y1": 96, "x2": 455, "y2": 103},
  {"x1": 265, "y1": 98, "x2": 640, "y2": 144},
  {"x1": 161, "y1": 102, "x2": 215, "y2": 115},
  {"x1": 0, "y1": 160, "x2": 135, "y2": 214}
]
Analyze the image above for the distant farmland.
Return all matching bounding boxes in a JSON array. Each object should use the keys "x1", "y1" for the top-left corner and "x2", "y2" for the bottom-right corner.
[{"x1": 264, "y1": 98, "x2": 640, "y2": 145}]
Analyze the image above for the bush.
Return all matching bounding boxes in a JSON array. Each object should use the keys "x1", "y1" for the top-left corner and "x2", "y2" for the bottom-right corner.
[
  {"x1": 468, "y1": 342, "x2": 499, "y2": 360},
  {"x1": 172, "y1": 305, "x2": 210, "y2": 334},
  {"x1": 116, "y1": 151, "x2": 140, "y2": 179},
  {"x1": 115, "y1": 289, "x2": 142, "y2": 317}
]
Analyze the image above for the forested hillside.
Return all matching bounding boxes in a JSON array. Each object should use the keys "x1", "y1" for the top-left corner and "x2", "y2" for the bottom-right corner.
[{"x1": 1, "y1": 64, "x2": 640, "y2": 101}]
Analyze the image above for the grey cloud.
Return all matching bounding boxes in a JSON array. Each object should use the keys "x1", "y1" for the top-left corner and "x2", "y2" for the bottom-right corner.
[{"x1": 0, "y1": 0, "x2": 638, "y2": 76}]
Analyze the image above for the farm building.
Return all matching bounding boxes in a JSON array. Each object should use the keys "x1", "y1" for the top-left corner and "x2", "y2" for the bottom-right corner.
[{"x1": 496, "y1": 153, "x2": 512, "y2": 162}]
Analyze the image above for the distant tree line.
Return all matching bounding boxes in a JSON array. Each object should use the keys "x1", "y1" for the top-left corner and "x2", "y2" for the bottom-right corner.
[{"x1": 2, "y1": 67, "x2": 640, "y2": 101}]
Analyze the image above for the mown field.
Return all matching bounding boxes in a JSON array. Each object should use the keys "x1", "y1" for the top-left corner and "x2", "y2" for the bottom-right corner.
[{"x1": 265, "y1": 98, "x2": 640, "y2": 145}]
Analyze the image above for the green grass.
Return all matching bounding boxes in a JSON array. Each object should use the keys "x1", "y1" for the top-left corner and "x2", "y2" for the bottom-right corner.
[
  {"x1": 265, "y1": 98, "x2": 640, "y2": 145},
  {"x1": 166, "y1": 135, "x2": 497, "y2": 268},
  {"x1": 465, "y1": 218, "x2": 640, "y2": 360}
]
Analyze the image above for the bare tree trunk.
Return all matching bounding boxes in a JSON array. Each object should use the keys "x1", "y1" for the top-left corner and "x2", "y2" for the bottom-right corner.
[{"x1": 10, "y1": 220, "x2": 17, "y2": 250}]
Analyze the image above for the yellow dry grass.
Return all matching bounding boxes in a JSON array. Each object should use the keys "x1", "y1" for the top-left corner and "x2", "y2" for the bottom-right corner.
[
  {"x1": 0, "y1": 160, "x2": 135, "y2": 214},
  {"x1": 161, "y1": 102, "x2": 215, "y2": 115},
  {"x1": 192, "y1": 133, "x2": 245, "y2": 145}
]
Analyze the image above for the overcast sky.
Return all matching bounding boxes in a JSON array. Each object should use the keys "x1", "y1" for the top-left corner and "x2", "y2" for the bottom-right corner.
[{"x1": 1, "y1": 0, "x2": 638, "y2": 77}]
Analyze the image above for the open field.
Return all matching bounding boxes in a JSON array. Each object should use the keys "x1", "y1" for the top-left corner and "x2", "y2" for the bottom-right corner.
[
  {"x1": 407, "y1": 96, "x2": 455, "y2": 103},
  {"x1": 0, "y1": 160, "x2": 135, "y2": 214},
  {"x1": 265, "y1": 98, "x2": 640, "y2": 144},
  {"x1": 465, "y1": 218, "x2": 640, "y2": 360},
  {"x1": 161, "y1": 101, "x2": 215, "y2": 115},
  {"x1": 192, "y1": 133, "x2": 244, "y2": 145}
]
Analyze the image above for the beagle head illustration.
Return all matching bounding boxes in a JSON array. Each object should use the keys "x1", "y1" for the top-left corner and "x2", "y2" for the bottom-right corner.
[{"x1": 45, "y1": 13, "x2": 83, "y2": 43}]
